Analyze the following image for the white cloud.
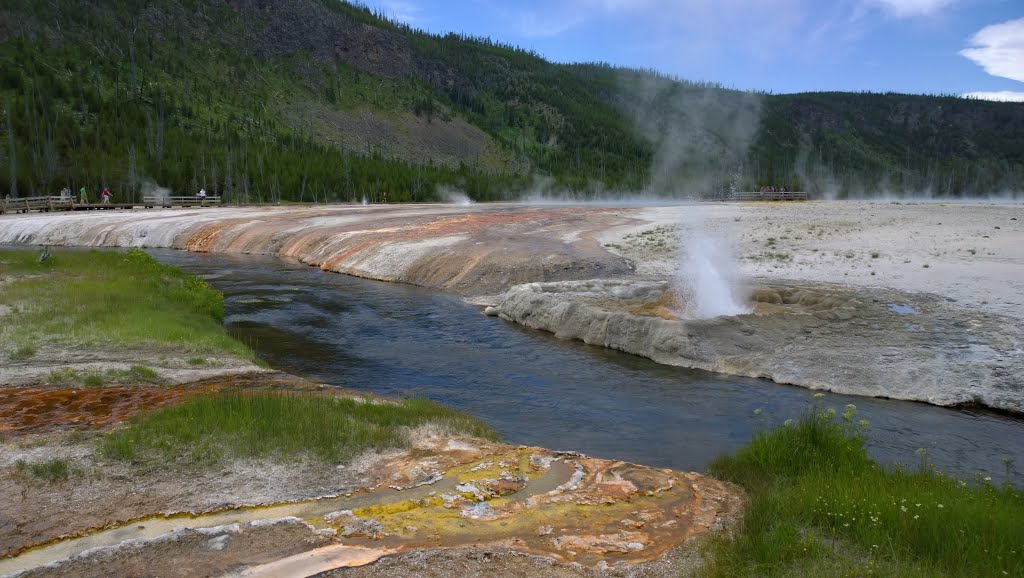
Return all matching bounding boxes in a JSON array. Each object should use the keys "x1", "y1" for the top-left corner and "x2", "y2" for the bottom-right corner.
[
  {"x1": 862, "y1": 0, "x2": 956, "y2": 18},
  {"x1": 960, "y1": 91, "x2": 1024, "y2": 103},
  {"x1": 960, "y1": 18, "x2": 1024, "y2": 83}
]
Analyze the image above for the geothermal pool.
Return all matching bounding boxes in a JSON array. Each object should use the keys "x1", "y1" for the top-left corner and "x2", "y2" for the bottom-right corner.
[{"x1": 153, "y1": 250, "x2": 1024, "y2": 484}]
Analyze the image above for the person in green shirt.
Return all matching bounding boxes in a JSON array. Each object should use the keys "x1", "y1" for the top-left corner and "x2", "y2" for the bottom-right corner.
[{"x1": 79, "y1": 187, "x2": 88, "y2": 204}]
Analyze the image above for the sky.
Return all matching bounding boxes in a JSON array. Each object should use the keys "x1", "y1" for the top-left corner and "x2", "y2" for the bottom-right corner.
[{"x1": 370, "y1": 0, "x2": 1024, "y2": 101}]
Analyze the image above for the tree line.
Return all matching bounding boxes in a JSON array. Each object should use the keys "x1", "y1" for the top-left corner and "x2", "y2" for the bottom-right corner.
[{"x1": 2, "y1": 0, "x2": 1021, "y2": 201}]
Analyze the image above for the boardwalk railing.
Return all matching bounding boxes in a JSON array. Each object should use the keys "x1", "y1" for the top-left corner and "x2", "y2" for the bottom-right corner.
[
  {"x1": 142, "y1": 196, "x2": 221, "y2": 208},
  {"x1": 0, "y1": 196, "x2": 75, "y2": 214},
  {"x1": 728, "y1": 191, "x2": 808, "y2": 202},
  {"x1": 1, "y1": 195, "x2": 223, "y2": 214}
]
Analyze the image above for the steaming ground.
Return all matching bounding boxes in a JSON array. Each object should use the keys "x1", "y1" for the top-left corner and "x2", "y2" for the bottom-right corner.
[
  {"x1": 2, "y1": 200, "x2": 1022, "y2": 410},
  {"x1": 599, "y1": 200, "x2": 1024, "y2": 322}
]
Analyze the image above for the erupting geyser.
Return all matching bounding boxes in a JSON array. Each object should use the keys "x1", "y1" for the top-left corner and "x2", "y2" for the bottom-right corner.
[{"x1": 676, "y1": 228, "x2": 750, "y2": 319}]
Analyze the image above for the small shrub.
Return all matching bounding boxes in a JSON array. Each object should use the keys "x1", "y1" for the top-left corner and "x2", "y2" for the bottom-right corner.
[
  {"x1": 29, "y1": 459, "x2": 70, "y2": 483},
  {"x1": 11, "y1": 344, "x2": 37, "y2": 360},
  {"x1": 187, "y1": 357, "x2": 207, "y2": 366},
  {"x1": 83, "y1": 374, "x2": 104, "y2": 387},
  {"x1": 130, "y1": 365, "x2": 160, "y2": 380},
  {"x1": 871, "y1": 252, "x2": 880, "y2": 259},
  {"x1": 48, "y1": 368, "x2": 80, "y2": 384},
  {"x1": 106, "y1": 365, "x2": 163, "y2": 384}
]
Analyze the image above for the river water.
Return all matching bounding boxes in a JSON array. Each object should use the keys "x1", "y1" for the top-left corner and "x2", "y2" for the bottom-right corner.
[{"x1": 153, "y1": 250, "x2": 1024, "y2": 484}]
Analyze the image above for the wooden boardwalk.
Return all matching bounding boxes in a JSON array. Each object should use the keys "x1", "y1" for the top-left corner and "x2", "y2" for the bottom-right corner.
[
  {"x1": 1, "y1": 196, "x2": 221, "y2": 215},
  {"x1": 727, "y1": 191, "x2": 808, "y2": 202},
  {"x1": 141, "y1": 196, "x2": 221, "y2": 208}
]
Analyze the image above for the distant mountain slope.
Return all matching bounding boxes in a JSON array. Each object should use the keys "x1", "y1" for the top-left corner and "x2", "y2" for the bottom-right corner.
[
  {"x1": 758, "y1": 92, "x2": 1024, "y2": 195},
  {"x1": 0, "y1": 0, "x2": 1020, "y2": 200}
]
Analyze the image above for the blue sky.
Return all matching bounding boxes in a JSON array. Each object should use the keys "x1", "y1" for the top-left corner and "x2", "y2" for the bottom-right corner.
[{"x1": 370, "y1": 0, "x2": 1024, "y2": 101}]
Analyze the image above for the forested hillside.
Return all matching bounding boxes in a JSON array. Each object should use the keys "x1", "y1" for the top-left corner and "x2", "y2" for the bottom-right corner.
[{"x1": 0, "y1": 0, "x2": 1021, "y2": 201}]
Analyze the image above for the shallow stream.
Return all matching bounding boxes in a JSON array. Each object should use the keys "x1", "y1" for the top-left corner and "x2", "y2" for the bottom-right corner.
[{"x1": 154, "y1": 250, "x2": 1024, "y2": 484}]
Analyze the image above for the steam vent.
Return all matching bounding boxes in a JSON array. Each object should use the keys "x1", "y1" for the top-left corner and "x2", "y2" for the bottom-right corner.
[{"x1": 493, "y1": 279, "x2": 1024, "y2": 412}]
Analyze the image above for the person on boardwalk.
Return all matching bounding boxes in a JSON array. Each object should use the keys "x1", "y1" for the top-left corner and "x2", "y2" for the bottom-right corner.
[
  {"x1": 101, "y1": 187, "x2": 112, "y2": 204},
  {"x1": 79, "y1": 187, "x2": 88, "y2": 204},
  {"x1": 60, "y1": 186, "x2": 71, "y2": 200}
]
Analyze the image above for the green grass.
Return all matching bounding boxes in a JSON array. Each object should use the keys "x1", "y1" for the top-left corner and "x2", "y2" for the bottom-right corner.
[
  {"x1": 701, "y1": 402, "x2": 1024, "y2": 577},
  {"x1": 47, "y1": 368, "x2": 81, "y2": 384},
  {"x1": 100, "y1": 391, "x2": 500, "y2": 466},
  {"x1": 46, "y1": 365, "x2": 164, "y2": 386},
  {"x1": 11, "y1": 343, "x2": 37, "y2": 360},
  {"x1": 15, "y1": 458, "x2": 72, "y2": 483},
  {"x1": 106, "y1": 365, "x2": 163, "y2": 383},
  {"x1": 0, "y1": 249, "x2": 254, "y2": 361}
]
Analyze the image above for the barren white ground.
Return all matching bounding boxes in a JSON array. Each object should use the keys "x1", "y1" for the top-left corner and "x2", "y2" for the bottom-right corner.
[{"x1": 598, "y1": 200, "x2": 1024, "y2": 322}]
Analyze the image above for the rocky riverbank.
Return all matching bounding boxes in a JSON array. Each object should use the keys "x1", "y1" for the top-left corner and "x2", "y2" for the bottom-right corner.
[{"x1": 489, "y1": 278, "x2": 1024, "y2": 412}]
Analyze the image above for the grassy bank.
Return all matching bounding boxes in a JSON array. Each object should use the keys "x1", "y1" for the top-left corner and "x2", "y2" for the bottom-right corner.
[
  {"x1": 702, "y1": 402, "x2": 1023, "y2": 576},
  {"x1": 0, "y1": 248, "x2": 253, "y2": 361},
  {"x1": 100, "y1": 391, "x2": 499, "y2": 465},
  {"x1": 2, "y1": 247, "x2": 499, "y2": 472}
]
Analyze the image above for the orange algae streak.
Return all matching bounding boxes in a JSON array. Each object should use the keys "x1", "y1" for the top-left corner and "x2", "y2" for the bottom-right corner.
[
  {"x1": 303, "y1": 209, "x2": 583, "y2": 269},
  {"x1": 321, "y1": 240, "x2": 377, "y2": 270},
  {"x1": 0, "y1": 384, "x2": 220, "y2": 434},
  {"x1": 174, "y1": 206, "x2": 618, "y2": 273},
  {"x1": 181, "y1": 218, "x2": 258, "y2": 252},
  {"x1": 327, "y1": 451, "x2": 739, "y2": 568}
]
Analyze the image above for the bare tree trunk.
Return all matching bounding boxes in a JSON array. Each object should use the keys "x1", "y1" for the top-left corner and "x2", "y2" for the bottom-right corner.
[
  {"x1": 156, "y1": 99, "x2": 165, "y2": 177},
  {"x1": 225, "y1": 145, "x2": 233, "y2": 202},
  {"x1": 211, "y1": 159, "x2": 218, "y2": 196},
  {"x1": 44, "y1": 121, "x2": 59, "y2": 190},
  {"x1": 127, "y1": 145, "x2": 138, "y2": 202},
  {"x1": 6, "y1": 104, "x2": 17, "y2": 198},
  {"x1": 240, "y1": 141, "x2": 249, "y2": 204}
]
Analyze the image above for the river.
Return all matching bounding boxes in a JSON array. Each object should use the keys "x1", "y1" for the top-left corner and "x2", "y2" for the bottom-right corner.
[{"x1": 153, "y1": 250, "x2": 1024, "y2": 484}]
